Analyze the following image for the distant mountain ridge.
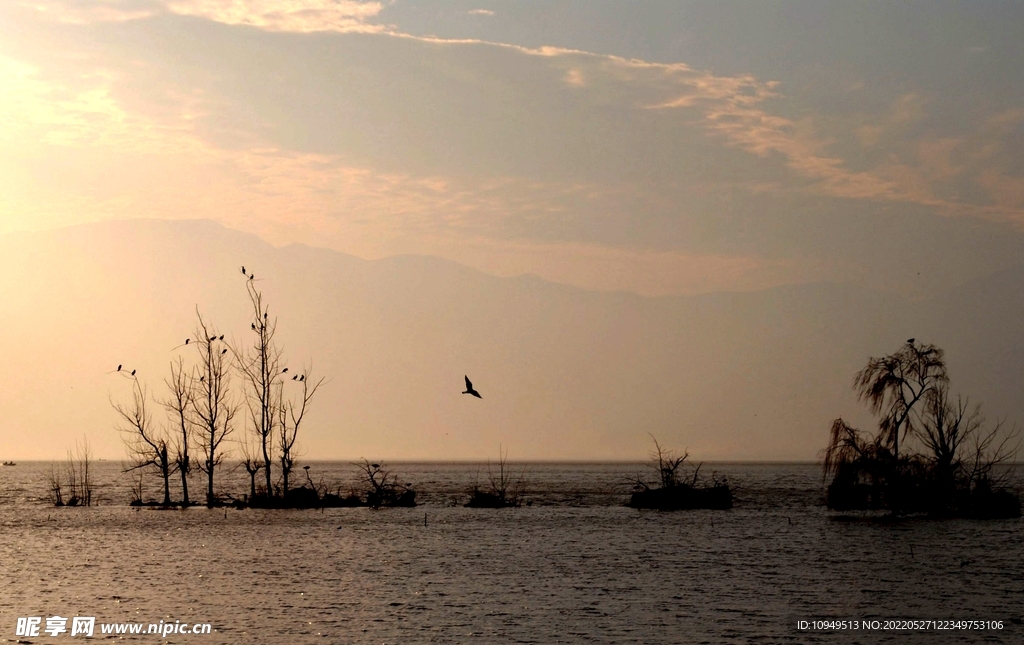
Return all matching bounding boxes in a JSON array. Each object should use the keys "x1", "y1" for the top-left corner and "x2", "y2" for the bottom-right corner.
[{"x1": 0, "y1": 219, "x2": 1021, "y2": 461}]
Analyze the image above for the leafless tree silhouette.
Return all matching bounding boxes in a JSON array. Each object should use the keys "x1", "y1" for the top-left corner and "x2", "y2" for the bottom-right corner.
[
  {"x1": 191, "y1": 311, "x2": 236, "y2": 507},
  {"x1": 278, "y1": 367, "x2": 324, "y2": 497},
  {"x1": 233, "y1": 276, "x2": 283, "y2": 499},
  {"x1": 163, "y1": 356, "x2": 194, "y2": 506},
  {"x1": 114, "y1": 377, "x2": 174, "y2": 506},
  {"x1": 238, "y1": 431, "x2": 264, "y2": 502},
  {"x1": 355, "y1": 459, "x2": 416, "y2": 508}
]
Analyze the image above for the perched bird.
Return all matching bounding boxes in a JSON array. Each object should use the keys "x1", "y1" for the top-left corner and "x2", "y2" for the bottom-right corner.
[
  {"x1": 219, "y1": 335, "x2": 224, "y2": 341},
  {"x1": 371, "y1": 464, "x2": 380, "y2": 469},
  {"x1": 209, "y1": 336, "x2": 217, "y2": 341},
  {"x1": 907, "y1": 338, "x2": 915, "y2": 344},
  {"x1": 221, "y1": 348, "x2": 228, "y2": 354},
  {"x1": 241, "y1": 266, "x2": 246, "y2": 275},
  {"x1": 200, "y1": 375, "x2": 205, "y2": 382},
  {"x1": 292, "y1": 375, "x2": 298, "y2": 380},
  {"x1": 131, "y1": 369, "x2": 137, "y2": 376},
  {"x1": 282, "y1": 368, "x2": 289, "y2": 373},
  {"x1": 118, "y1": 364, "x2": 122, "y2": 371},
  {"x1": 299, "y1": 375, "x2": 305, "y2": 382},
  {"x1": 249, "y1": 274, "x2": 254, "y2": 281},
  {"x1": 251, "y1": 323, "x2": 256, "y2": 330},
  {"x1": 462, "y1": 375, "x2": 482, "y2": 398}
]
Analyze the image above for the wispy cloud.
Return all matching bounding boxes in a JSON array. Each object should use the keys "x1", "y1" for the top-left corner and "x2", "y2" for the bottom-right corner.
[
  {"x1": 467, "y1": 9, "x2": 494, "y2": 16},
  {"x1": 166, "y1": 0, "x2": 385, "y2": 33},
  {"x1": 22, "y1": 0, "x2": 386, "y2": 32}
]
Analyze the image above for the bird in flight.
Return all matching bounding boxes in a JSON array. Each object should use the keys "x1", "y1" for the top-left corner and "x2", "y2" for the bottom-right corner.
[{"x1": 462, "y1": 375, "x2": 482, "y2": 398}]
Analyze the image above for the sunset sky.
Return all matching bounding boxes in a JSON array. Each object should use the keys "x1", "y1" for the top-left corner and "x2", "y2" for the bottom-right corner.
[
  {"x1": 2, "y1": 3, "x2": 1024, "y2": 461},
  {"x1": 3, "y1": 1, "x2": 1023, "y2": 297}
]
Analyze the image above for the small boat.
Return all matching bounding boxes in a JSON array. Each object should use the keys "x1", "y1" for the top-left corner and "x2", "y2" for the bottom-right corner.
[{"x1": 2, "y1": 461, "x2": 15, "y2": 466}]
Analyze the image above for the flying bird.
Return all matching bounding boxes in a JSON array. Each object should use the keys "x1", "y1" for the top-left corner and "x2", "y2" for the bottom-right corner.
[{"x1": 462, "y1": 375, "x2": 482, "y2": 398}]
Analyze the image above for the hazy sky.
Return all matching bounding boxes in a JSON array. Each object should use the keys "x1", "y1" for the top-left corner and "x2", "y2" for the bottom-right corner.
[{"x1": 3, "y1": 1, "x2": 1023, "y2": 297}]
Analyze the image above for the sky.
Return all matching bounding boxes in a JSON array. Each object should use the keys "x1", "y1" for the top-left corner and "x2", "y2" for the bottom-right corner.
[{"x1": 2, "y1": 1, "x2": 1024, "y2": 298}]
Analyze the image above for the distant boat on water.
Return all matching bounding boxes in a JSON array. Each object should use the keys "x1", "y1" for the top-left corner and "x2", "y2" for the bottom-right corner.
[{"x1": 1, "y1": 461, "x2": 15, "y2": 466}]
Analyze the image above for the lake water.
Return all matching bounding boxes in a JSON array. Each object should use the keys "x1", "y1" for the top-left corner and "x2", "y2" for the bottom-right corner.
[{"x1": 0, "y1": 462, "x2": 1021, "y2": 644}]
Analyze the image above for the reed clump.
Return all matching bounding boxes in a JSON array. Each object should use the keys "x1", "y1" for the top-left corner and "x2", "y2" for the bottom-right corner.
[
  {"x1": 627, "y1": 436, "x2": 732, "y2": 510},
  {"x1": 465, "y1": 448, "x2": 525, "y2": 508}
]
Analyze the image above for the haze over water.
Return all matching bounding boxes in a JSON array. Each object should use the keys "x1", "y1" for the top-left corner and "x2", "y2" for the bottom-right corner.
[{"x1": 1, "y1": 462, "x2": 1021, "y2": 644}]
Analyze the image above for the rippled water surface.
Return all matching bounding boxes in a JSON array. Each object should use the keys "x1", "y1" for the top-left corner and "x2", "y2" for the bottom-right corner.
[{"x1": 1, "y1": 462, "x2": 1021, "y2": 644}]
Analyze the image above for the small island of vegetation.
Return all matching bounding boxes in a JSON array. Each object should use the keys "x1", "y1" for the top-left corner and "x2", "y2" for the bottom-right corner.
[
  {"x1": 627, "y1": 436, "x2": 732, "y2": 510},
  {"x1": 823, "y1": 339, "x2": 1020, "y2": 519}
]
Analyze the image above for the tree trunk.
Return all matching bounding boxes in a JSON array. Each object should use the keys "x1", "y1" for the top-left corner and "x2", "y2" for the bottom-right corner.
[
  {"x1": 180, "y1": 466, "x2": 190, "y2": 507},
  {"x1": 207, "y1": 458, "x2": 215, "y2": 507}
]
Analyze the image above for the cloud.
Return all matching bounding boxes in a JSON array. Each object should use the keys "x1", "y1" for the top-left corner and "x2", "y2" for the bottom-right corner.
[
  {"x1": 22, "y1": 0, "x2": 386, "y2": 32},
  {"x1": 467, "y1": 9, "x2": 494, "y2": 16},
  {"x1": 15, "y1": 0, "x2": 160, "y2": 24},
  {"x1": 166, "y1": 0, "x2": 384, "y2": 33},
  {"x1": 563, "y1": 68, "x2": 585, "y2": 87}
]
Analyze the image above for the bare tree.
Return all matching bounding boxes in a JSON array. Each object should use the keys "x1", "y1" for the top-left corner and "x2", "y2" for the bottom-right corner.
[
  {"x1": 114, "y1": 377, "x2": 174, "y2": 506},
  {"x1": 854, "y1": 339, "x2": 948, "y2": 462},
  {"x1": 355, "y1": 459, "x2": 415, "y2": 508},
  {"x1": 233, "y1": 276, "x2": 283, "y2": 499},
  {"x1": 278, "y1": 368, "x2": 325, "y2": 497},
  {"x1": 47, "y1": 462, "x2": 64, "y2": 506},
  {"x1": 238, "y1": 430, "x2": 264, "y2": 502},
  {"x1": 918, "y1": 386, "x2": 979, "y2": 483},
  {"x1": 962, "y1": 418, "x2": 1020, "y2": 491},
  {"x1": 163, "y1": 357, "x2": 194, "y2": 506},
  {"x1": 191, "y1": 311, "x2": 236, "y2": 507}
]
